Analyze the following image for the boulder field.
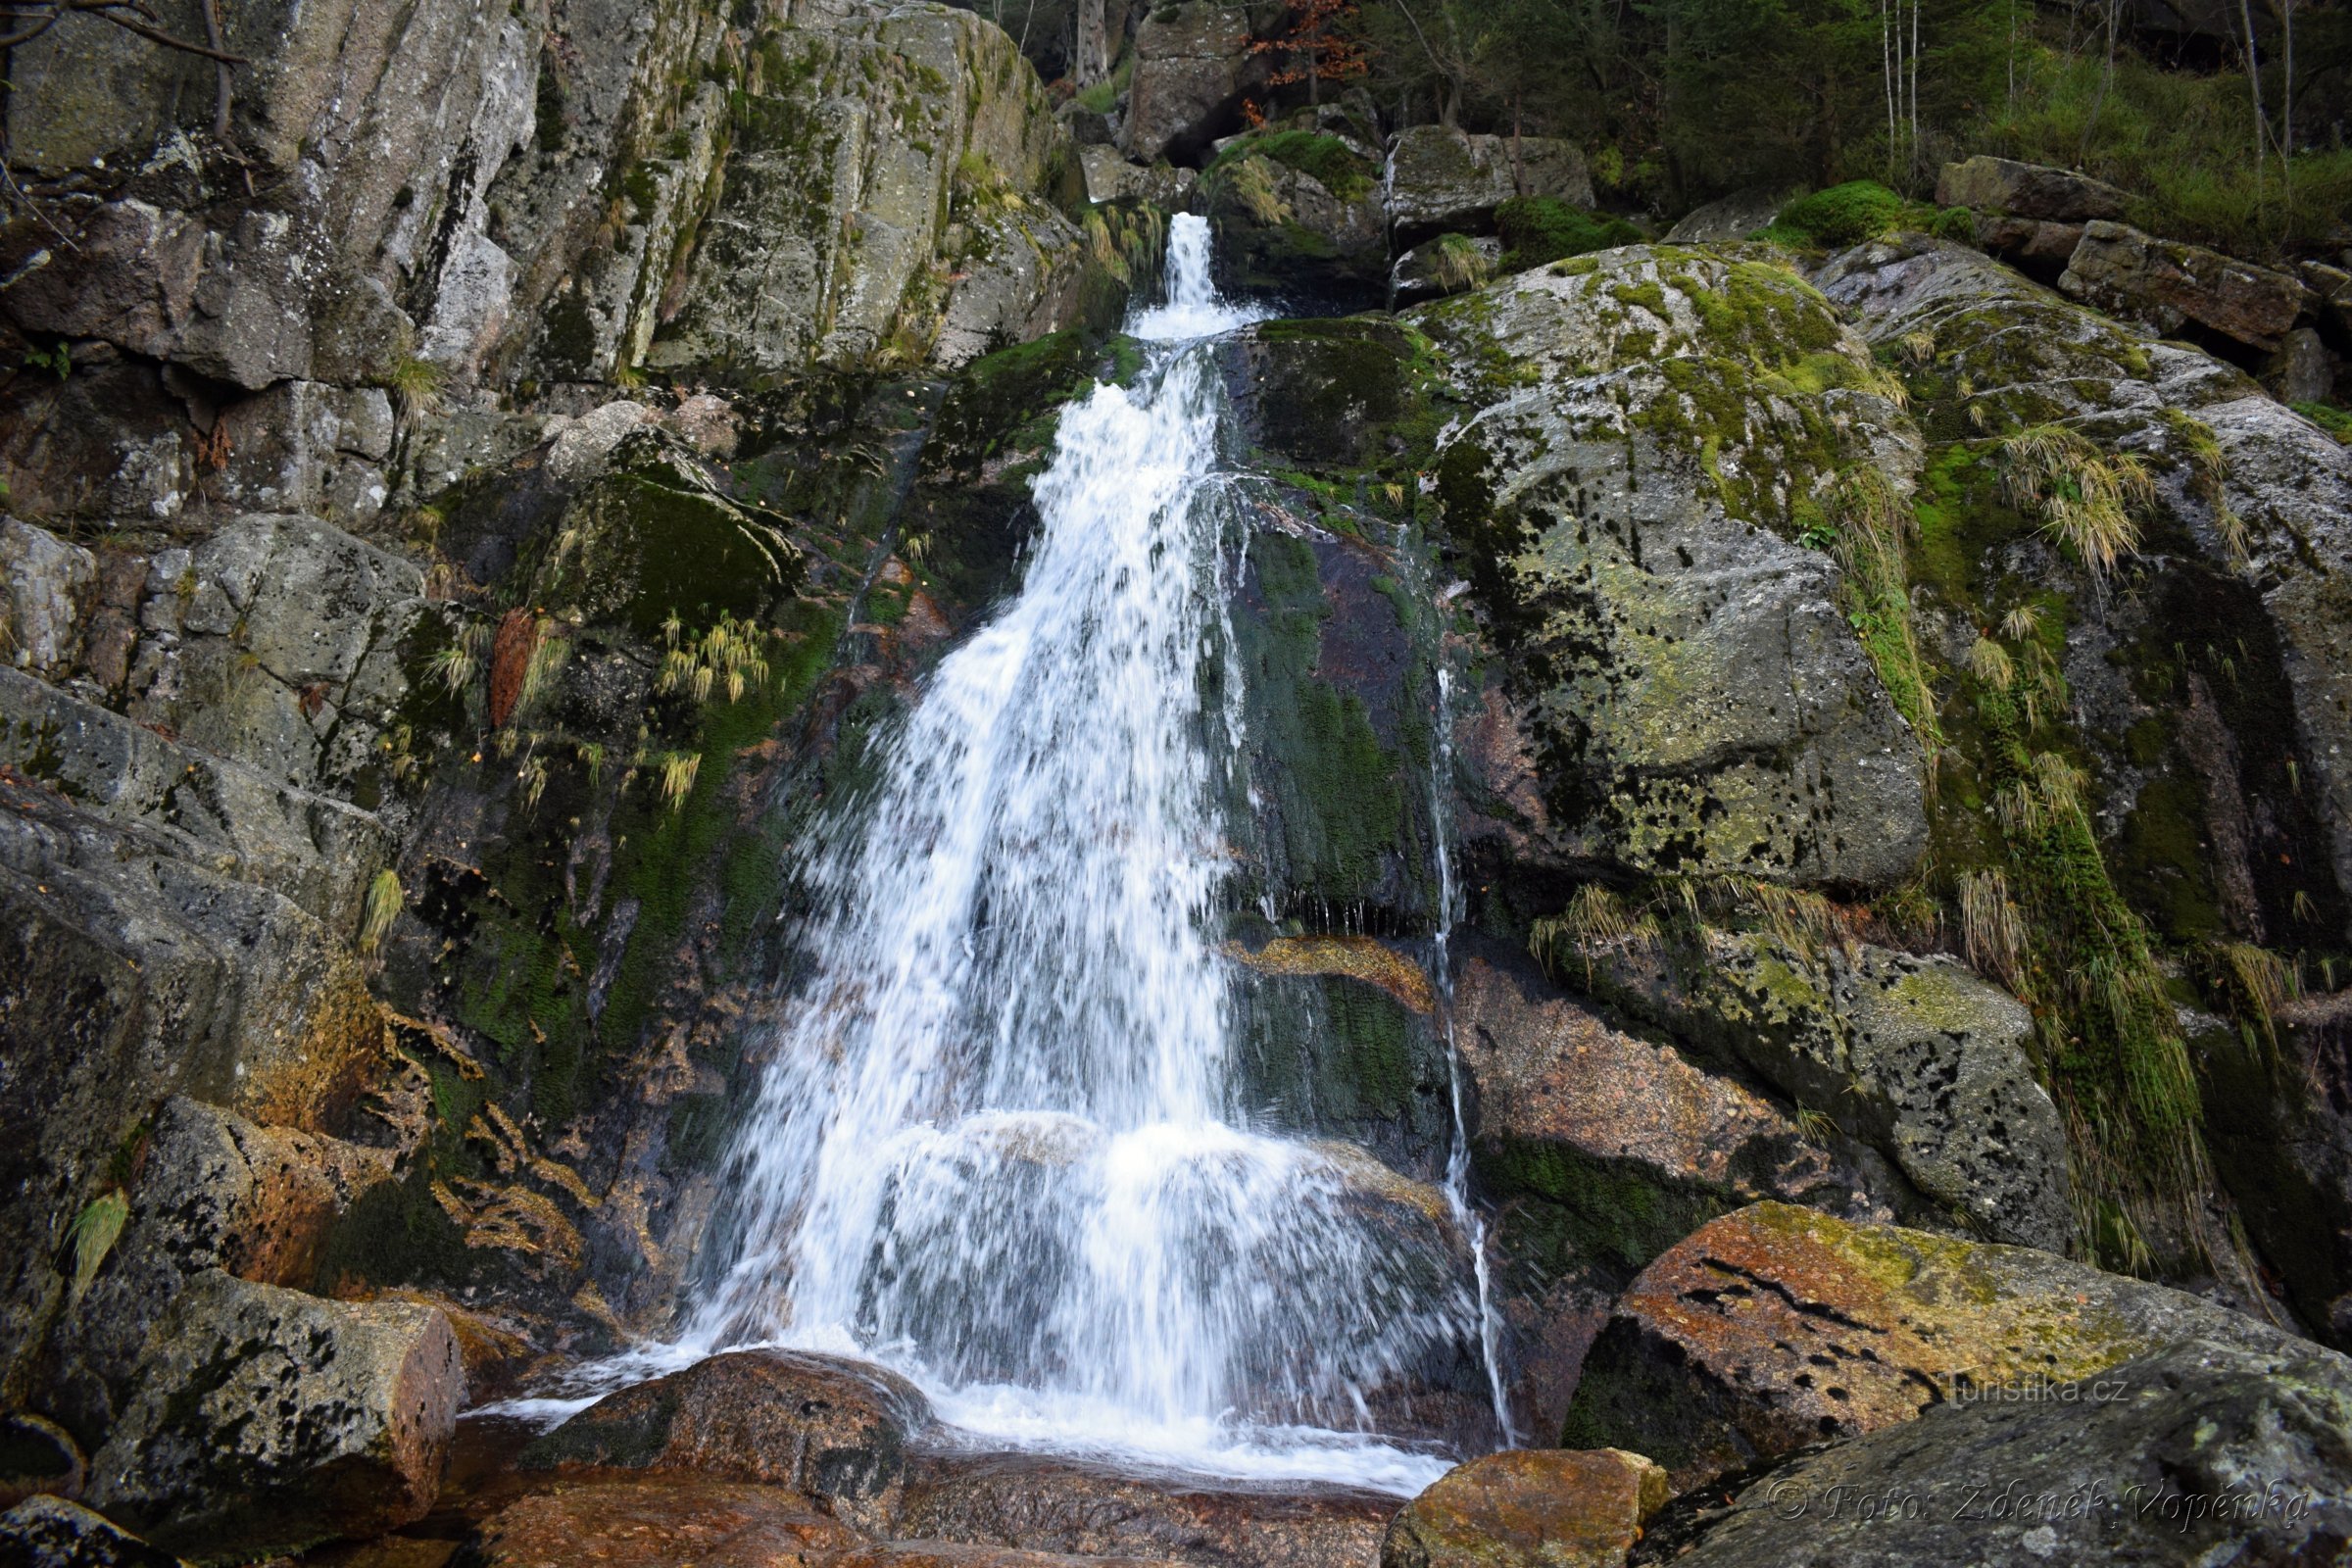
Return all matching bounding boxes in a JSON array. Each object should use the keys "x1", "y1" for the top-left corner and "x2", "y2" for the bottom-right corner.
[{"x1": 2, "y1": 0, "x2": 2351, "y2": 1564}]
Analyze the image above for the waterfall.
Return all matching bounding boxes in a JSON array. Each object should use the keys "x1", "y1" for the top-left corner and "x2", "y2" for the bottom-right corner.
[{"x1": 684, "y1": 218, "x2": 1483, "y2": 1491}]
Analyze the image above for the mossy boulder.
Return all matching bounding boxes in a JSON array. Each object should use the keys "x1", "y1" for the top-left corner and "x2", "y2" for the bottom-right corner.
[
  {"x1": 530, "y1": 426, "x2": 803, "y2": 639},
  {"x1": 1452, "y1": 949, "x2": 1876, "y2": 1437},
  {"x1": 1382, "y1": 1448, "x2": 1668, "y2": 1568},
  {"x1": 1385, "y1": 126, "x2": 1594, "y2": 248},
  {"x1": 1413, "y1": 248, "x2": 1930, "y2": 891},
  {"x1": 1560, "y1": 1202, "x2": 2306, "y2": 1489},
  {"x1": 1204, "y1": 130, "x2": 1389, "y2": 312},
  {"x1": 1575, "y1": 923, "x2": 2072, "y2": 1251}
]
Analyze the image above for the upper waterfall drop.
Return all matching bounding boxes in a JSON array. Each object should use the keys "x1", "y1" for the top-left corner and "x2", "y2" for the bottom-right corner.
[{"x1": 687, "y1": 216, "x2": 1486, "y2": 1491}]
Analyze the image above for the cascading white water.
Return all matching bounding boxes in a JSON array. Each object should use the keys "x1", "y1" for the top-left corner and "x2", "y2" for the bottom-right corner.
[{"x1": 685, "y1": 219, "x2": 1484, "y2": 1491}]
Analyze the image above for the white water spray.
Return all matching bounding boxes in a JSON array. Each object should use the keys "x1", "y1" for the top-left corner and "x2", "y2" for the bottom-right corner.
[{"x1": 676, "y1": 219, "x2": 1488, "y2": 1491}]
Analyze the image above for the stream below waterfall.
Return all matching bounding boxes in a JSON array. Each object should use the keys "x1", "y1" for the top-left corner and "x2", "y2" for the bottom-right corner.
[{"x1": 500, "y1": 219, "x2": 1504, "y2": 1495}]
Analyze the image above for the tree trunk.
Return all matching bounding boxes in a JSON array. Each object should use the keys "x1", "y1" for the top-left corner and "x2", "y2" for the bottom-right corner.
[{"x1": 1075, "y1": 0, "x2": 1112, "y2": 85}]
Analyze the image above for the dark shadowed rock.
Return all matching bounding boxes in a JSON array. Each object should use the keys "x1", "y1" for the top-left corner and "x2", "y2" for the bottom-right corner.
[
  {"x1": 1561, "y1": 1203, "x2": 2304, "y2": 1491},
  {"x1": 1381, "y1": 1449, "x2": 1667, "y2": 1568},
  {"x1": 85, "y1": 1272, "x2": 462, "y2": 1557},
  {"x1": 1934, "y1": 156, "x2": 2131, "y2": 222},
  {"x1": 0, "y1": 1415, "x2": 84, "y2": 1511},
  {"x1": 520, "y1": 1350, "x2": 933, "y2": 1532},
  {"x1": 461, "y1": 1476, "x2": 861, "y2": 1568},
  {"x1": 826, "y1": 1544, "x2": 1183, "y2": 1568},
  {"x1": 896, "y1": 1452, "x2": 1400, "y2": 1568},
  {"x1": 0, "y1": 1494, "x2": 181, "y2": 1568},
  {"x1": 1630, "y1": 1337, "x2": 2352, "y2": 1566},
  {"x1": 1384, "y1": 128, "x2": 1592, "y2": 247}
]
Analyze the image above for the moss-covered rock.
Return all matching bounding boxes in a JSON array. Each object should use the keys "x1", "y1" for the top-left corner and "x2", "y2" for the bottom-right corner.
[
  {"x1": 1561, "y1": 1201, "x2": 2312, "y2": 1489},
  {"x1": 1381, "y1": 1447, "x2": 1668, "y2": 1568},
  {"x1": 1413, "y1": 247, "x2": 1930, "y2": 891}
]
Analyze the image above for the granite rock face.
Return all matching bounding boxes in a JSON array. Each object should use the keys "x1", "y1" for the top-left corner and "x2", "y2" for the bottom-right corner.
[
  {"x1": 1934, "y1": 155, "x2": 2131, "y2": 222},
  {"x1": 1384, "y1": 127, "x2": 1594, "y2": 248},
  {"x1": 2058, "y1": 219, "x2": 2311, "y2": 353},
  {"x1": 522, "y1": 1349, "x2": 934, "y2": 1532},
  {"x1": 1563, "y1": 1203, "x2": 2307, "y2": 1489},
  {"x1": 1120, "y1": 3, "x2": 1259, "y2": 164},
  {"x1": 1413, "y1": 248, "x2": 1930, "y2": 892},
  {"x1": 1633, "y1": 1337, "x2": 2352, "y2": 1567},
  {"x1": 85, "y1": 1272, "x2": 461, "y2": 1557}
]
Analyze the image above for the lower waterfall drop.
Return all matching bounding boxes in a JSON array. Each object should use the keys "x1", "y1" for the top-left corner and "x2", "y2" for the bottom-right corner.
[{"x1": 685, "y1": 217, "x2": 1489, "y2": 1490}]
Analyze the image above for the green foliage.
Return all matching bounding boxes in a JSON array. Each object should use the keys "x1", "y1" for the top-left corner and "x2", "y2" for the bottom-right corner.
[
  {"x1": 65, "y1": 1191, "x2": 128, "y2": 1301},
  {"x1": 1208, "y1": 129, "x2": 1378, "y2": 202},
  {"x1": 20, "y1": 342, "x2": 70, "y2": 379},
  {"x1": 359, "y1": 868, "x2": 405, "y2": 955},
  {"x1": 1494, "y1": 197, "x2": 1642, "y2": 269},
  {"x1": 1757, "y1": 181, "x2": 1912, "y2": 249},
  {"x1": 2294, "y1": 402, "x2": 2352, "y2": 444}
]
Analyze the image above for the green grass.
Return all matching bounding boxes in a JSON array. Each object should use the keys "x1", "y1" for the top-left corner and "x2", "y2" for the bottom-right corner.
[
  {"x1": 1494, "y1": 196, "x2": 1642, "y2": 269},
  {"x1": 1754, "y1": 180, "x2": 1915, "y2": 249},
  {"x1": 2293, "y1": 402, "x2": 2352, "y2": 444},
  {"x1": 1979, "y1": 47, "x2": 2352, "y2": 257},
  {"x1": 1205, "y1": 129, "x2": 1378, "y2": 202}
]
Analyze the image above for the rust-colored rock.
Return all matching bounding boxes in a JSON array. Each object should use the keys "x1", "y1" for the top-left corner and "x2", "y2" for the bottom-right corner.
[
  {"x1": 1228, "y1": 936, "x2": 1436, "y2": 1016},
  {"x1": 465, "y1": 1476, "x2": 860, "y2": 1568},
  {"x1": 896, "y1": 1451, "x2": 1398, "y2": 1568},
  {"x1": 1380, "y1": 1449, "x2": 1667, "y2": 1568},
  {"x1": 821, "y1": 1543, "x2": 1181, "y2": 1568},
  {"x1": 1560, "y1": 1202, "x2": 2306, "y2": 1490},
  {"x1": 487, "y1": 607, "x2": 537, "y2": 729},
  {"x1": 2060, "y1": 220, "x2": 2311, "y2": 351},
  {"x1": 520, "y1": 1350, "x2": 933, "y2": 1531}
]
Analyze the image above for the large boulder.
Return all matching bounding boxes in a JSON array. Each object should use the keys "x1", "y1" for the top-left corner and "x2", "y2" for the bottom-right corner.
[
  {"x1": 1205, "y1": 130, "x2": 1389, "y2": 310},
  {"x1": 1634, "y1": 1337, "x2": 2352, "y2": 1566},
  {"x1": 1120, "y1": 4, "x2": 1259, "y2": 164},
  {"x1": 1934, "y1": 155, "x2": 2131, "y2": 222},
  {"x1": 1381, "y1": 1449, "x2": 1668, "y2": 1568},
  {"x1": 1575, "y1": 926, "x2": 2072, "y2": 1250},
  {"x1": 1412, "y1": 248, "x2": 1929, "y2": 892},
  {"x1": 33, "y1": 1096, "x2": 398, "y2": 1448},
  {"x1": 896, "y1": 1451, "x2": 1399, "y2": 1568},
  {"x1": 640, "y1": 5, "x2": 1103, "y2": 377},
  {"x1": 0, "y1": 774, "x2": 395, "y2": 1395},
  {"x1": 1817, "y1": 236, "x2": 2352, "y2": 952},
  {"x1": 1385, "y1": 127, "x2": 1593, "y2": 247},
  {"x1": 1562, "y1": 1202, "x2": 2306, "y2": 1490},
  {"x1": 1452, "y1": 951, "x2": 1883, "y2": 1437},
  {"x1": 84, "y1": 1272, "x2": 462, "y2": 1558},
  {"x1": 1663, "y1": 189, "x2": 1792, "y2": 244},
  {"x1": 2059, "y1": 219, "x2": 2311, "y2": 353},
  {"x1": 520, "y1": 1349, "x2": 933, "y2": 1532}
]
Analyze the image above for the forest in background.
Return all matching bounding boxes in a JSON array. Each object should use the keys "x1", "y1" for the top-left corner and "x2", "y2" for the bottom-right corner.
[{"x1": 989, "y1": 0, "x2": 2352, "y2": 260}]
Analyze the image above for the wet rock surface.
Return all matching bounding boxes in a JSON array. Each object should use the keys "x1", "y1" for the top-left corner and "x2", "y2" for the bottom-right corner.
[
  {"x1": 521, "y1": 1350, "x2": 933, "y2": 1532},
  {"x1": 896, "y1": 1453, "x2": 1400, "y2": 1568},
  {"x1": 462, "y1": 1476, "x2": 862, "y2": 1568},
  {"x1": 0, "y1": 1494, "x2": 183, "y2": 1568}
]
